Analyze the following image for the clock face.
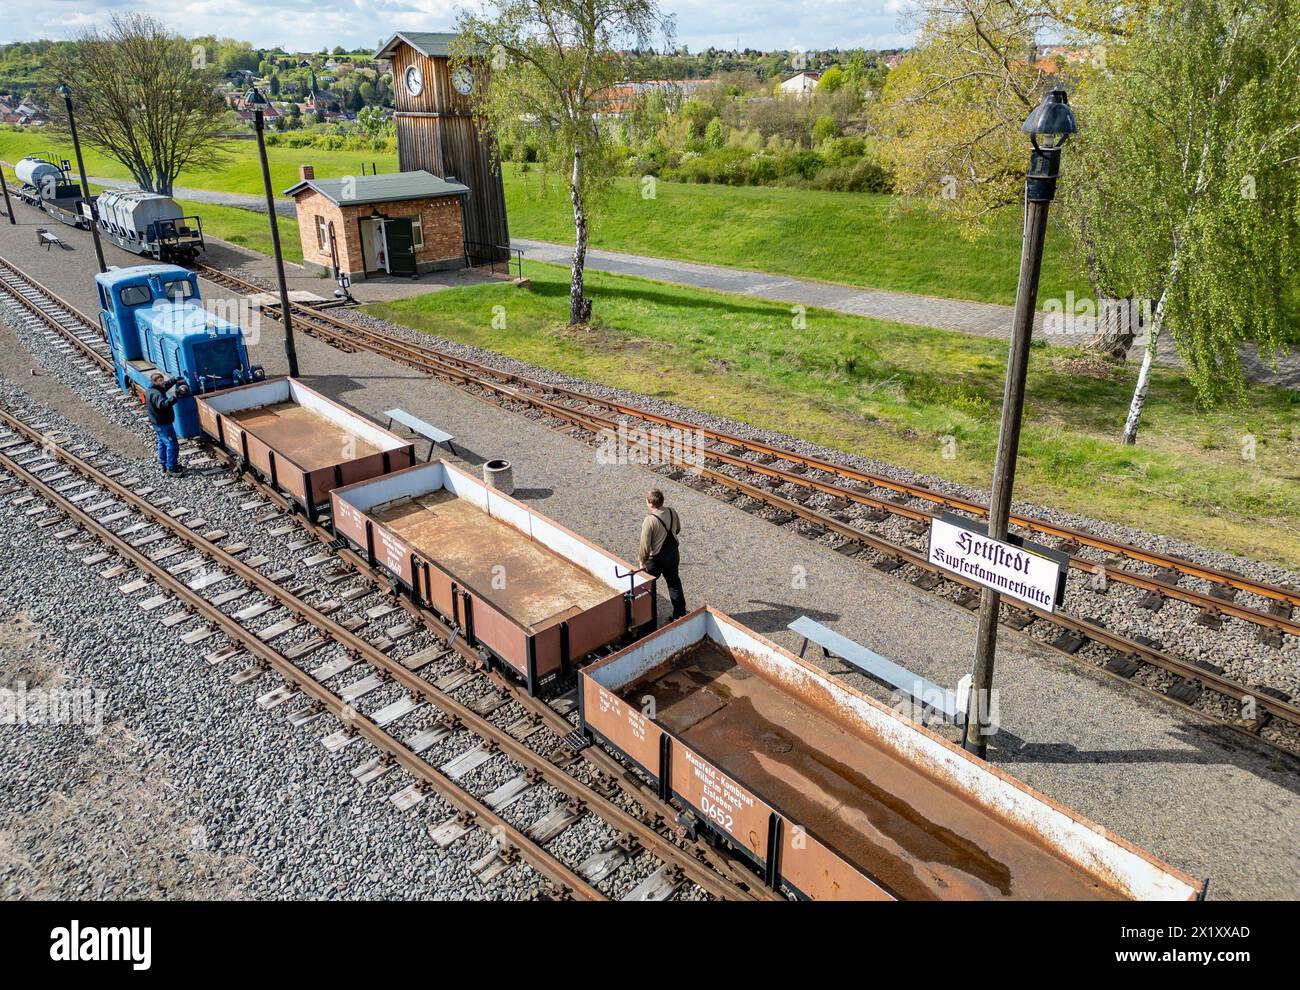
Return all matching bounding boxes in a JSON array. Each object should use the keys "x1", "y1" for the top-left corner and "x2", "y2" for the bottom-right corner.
[
  {"x1": 404, "y1": 65, "x2": 423, "y2": 96},
  {"x1": 452, "y1": 66, "x2": 475, "y2": 96}
]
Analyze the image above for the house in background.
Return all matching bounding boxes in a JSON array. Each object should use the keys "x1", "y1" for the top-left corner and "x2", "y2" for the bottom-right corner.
[
  {"x1": 779, "y1": 71, "x2": 821, "y2": 97},
  {"x1": 284, "y1": 165, "x2": 469, "y2": 280}
]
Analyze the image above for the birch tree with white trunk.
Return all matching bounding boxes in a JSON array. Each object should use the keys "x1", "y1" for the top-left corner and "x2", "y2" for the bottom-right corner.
[
  {"x1": 1063, "y1": 0, "x2": 1299, "y2": 444},
  {"x1": 455, "y1": 0, "x2": 673, "y2": 327}
]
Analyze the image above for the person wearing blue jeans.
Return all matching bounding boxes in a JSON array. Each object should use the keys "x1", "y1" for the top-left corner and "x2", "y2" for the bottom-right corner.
[{"x1": 145, "y1": 372, "x2": 188, "y2": 474}]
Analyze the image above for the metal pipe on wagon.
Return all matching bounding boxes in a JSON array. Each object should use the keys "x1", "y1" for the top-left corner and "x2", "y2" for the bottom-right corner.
[{"x1": 963, "y1": 90, "x2": 1077, "y2": 759}]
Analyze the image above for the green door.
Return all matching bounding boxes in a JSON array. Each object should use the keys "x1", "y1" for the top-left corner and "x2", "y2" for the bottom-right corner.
[{"x1": 385, "y1": 218, "x2": 417, "y2": 277}]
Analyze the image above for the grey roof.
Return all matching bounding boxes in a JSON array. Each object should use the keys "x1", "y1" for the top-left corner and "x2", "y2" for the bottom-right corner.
[
  {"x1": 283, "y1": 170, "x2": 469, "y2": 206},
  {"x1": 374, "y1": 32, "x2": 458, "y2": 60}
]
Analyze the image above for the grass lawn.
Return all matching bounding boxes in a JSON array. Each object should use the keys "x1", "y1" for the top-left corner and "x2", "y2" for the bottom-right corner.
[
  {"x1": 172, "y1": 196, "x2": 303, "y2": 264},
  {"x1": 2, "y1": 131, "x2": 1084, "y2": 306},
  {"x1": 0, "y1": 130, "x2": 397, "y2": 202},
  {"x1": 502, "y1": 165, "x2": 1091, "y2": 306},
  {"x1": 366, "y1": 260, "x2": 1300, "y2": 569}
]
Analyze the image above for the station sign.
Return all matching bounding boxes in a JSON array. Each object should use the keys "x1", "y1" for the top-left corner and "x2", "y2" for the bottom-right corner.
[{"x1": 928, "y1": 512, "x2": 1067, "y2": 613}]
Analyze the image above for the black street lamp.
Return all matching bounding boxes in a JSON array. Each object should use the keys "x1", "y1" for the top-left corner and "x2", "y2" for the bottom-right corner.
[
  {"x1": 0, "y1": 164, "x2": 14, "y2": 225},
  {"x1": 57, "y1": 82, "x2": 107, "y2": 272},
  {"x1": 963, "y1": 89, "x2": 1077, "y2": 758},
  {"x1": 245, "y1": 86, "x2": 300, "y2": 378}
]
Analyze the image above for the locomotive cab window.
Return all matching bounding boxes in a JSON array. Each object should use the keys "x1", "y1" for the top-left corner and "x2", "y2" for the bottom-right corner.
[
  {"x1": 163, "y1": 279, "x2": 195, "y2": 301},
  {"x1": 118, "y1": 285, "x2": 152, "y2": 307}
]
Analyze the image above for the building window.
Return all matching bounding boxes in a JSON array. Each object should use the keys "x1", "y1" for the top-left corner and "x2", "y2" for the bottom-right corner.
[
  {"x1": 316, "y1": 216, "x2": 327, "y2": 251},
  {"x1": 410, "y1": 215, "x2": 423, "y2": 250}
]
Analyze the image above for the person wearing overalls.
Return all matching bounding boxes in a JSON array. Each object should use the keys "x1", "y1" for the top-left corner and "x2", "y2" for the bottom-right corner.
[{"x1": 639, "y1": 488, "x2": 686, "y2": 621}]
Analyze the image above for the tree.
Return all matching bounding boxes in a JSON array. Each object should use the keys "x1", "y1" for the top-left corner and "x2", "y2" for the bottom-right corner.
[
  {"x1": 874, "y1": 3, "x2": 1061, "y2": 223},
  {"x1": 1065, "y1": 0, "x2": 1300, "y2": 443},
  {"x1": 269, "y1": 74, "x2": 281, "y2": 96},
  {"x1": 817, "y1": 65, "x2": 845, "y2": 92},
  {"x1": 46, "y1": 13, "x2": 230, "y2": 196},
  {"x1": 812, "y1": 113, "x2": 838, "y2": 144},
  {"x1": 454, "y1": 0, "x2": 674, "y2": 326}
]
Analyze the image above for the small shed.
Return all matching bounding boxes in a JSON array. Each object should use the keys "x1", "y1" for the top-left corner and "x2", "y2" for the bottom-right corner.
[{"x1": 283, "y1": 166, "x2": 470, "y2": 279}]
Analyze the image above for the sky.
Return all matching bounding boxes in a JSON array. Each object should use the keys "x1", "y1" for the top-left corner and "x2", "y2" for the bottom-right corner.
[{"x1": 7, "y1": 1, "x2": 917, "y2": 54}]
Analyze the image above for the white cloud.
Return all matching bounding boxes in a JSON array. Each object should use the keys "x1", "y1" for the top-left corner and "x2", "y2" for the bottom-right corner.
[{"x1": 4, "y1": 0, "x2": 916, "y2": 52}]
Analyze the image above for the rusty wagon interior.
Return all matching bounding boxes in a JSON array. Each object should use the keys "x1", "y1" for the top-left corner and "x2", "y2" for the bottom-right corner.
[
  {"x1": 228, "y1": 400, "x2": 383, "y2": 471},
  {"x1": 620, "y1": 637, "x2": 1124, "y2": 900},
  {"x1": 582, "y1": 607, "x2": 1204, "y2": 901},
  {"x1": 370, "y1": 489, "x2": 615, "y2": 633}
]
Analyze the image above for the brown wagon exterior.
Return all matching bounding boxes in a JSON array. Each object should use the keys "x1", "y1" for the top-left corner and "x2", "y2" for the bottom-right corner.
[
  {"x1": 330, "y1": 460, "x2": 656, "y2": 693},
  {"x1": 580, "y1": 606, "x2": 1207, "y2": 902},
  {"x1": 195, "y1": 377, "x2": 415, "y2": 518}
]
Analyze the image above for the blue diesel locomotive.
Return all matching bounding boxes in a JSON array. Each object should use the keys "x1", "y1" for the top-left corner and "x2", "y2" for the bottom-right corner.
[{"x1": 96, "y1": 265, "x2": 264, "y2": 438}]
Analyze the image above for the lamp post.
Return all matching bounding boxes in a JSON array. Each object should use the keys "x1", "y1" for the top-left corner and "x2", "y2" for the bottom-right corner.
[
  {"x1": 57, "y1": 82, "x2": 106, "y2": 272},
  {"x1": 963, "y1": 89, "x2": 1077, "y2": 758},
  {"x1": 245, "y1": 86, "x2": 300, "y2": 378},
  {"x1": 0, "y1": 165, "x2": 14, "y2": 225}
]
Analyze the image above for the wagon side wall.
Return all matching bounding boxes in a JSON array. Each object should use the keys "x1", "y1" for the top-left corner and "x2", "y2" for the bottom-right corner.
[{"x1": 707, "y1": 610, "x2": 1200, "y2": 900}]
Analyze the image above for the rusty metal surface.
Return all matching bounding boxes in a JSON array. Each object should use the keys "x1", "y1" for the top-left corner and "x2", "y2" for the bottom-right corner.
[
  {"x1": 373, "y1": 491, "x2": 613, "y2": 632},
  {"x1": 622, "y1": 640, "x2": 1125, "y2": 901},
  {"x1": 229, "y1": 400, "x2": 382, "y2": 472}
]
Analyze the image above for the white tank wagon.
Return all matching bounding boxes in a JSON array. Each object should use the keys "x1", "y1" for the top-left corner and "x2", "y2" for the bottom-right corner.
[
  {"x1": 94, "y1": 188, "x2": 206, "y2": 262},
  {"x1": 13, "y1": 154, "x2": 92, "y2": 229},
  {"x1": 15, "y1": 155, "x2": 64, "y2": 192}
]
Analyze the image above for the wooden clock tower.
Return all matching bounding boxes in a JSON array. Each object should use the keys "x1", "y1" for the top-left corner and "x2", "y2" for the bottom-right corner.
[{"x1": 375, "y1": 32, "x2": 510, "y2": 261}]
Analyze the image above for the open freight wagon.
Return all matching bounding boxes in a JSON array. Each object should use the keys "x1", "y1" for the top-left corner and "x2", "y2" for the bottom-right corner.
[
  {"x1": 331, "y1": 460, "x2": 657, "y2": 693},
  {"x1": 196, "y1": 377, "x2": 415, "y2": 519},
  {"x1": 580, "y1": 607, "x2": 1206, "y2": 901}
]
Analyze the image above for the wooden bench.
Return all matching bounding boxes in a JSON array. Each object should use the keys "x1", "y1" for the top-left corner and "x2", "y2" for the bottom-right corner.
[
  {"x1": 37, "y1": 228, "x2": 64, "y2": 250},
  {"x1": 789, "y1": 615, "x2": 966, "y2": 725},
  {"x1": 384, "y1": 407, "x2": 456, "y2": 460}
]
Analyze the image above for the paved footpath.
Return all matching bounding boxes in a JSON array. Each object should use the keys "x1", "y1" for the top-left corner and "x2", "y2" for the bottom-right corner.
[
  {"x1": 5, "y1": 216, "x2": 1296, "y2": 899},
  {"x1": 80, "y1": 175, "x2": 1298, "y2": 388},
  {"x1": 515, "y1": 237, "x2": 1300, "y2": 388}
]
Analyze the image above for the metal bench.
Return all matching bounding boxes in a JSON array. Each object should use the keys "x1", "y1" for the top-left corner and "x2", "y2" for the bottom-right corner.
[
  {"x1": 384, "y1": 407, "x2": 456, "y2": 460},
  {"x1": 37, "y1": 228, "x2": 64, "y2": 250},
  {"x1": 789, "y1": 615, "x2": 967, "y2": 725}
]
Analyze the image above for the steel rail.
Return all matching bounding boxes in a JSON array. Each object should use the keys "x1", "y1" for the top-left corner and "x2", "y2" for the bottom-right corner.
[
  {"x1": 1, "y1": 258, "x2": 1293, "y2": 743},
  {"x1": 192, "y1": 259, "x2": 1300, "y2": 630},
  {"x1": 0, "y1": 258, "x2": 774, "y2": 899},
  {"x1": 210, "y1": 267, "x2": 1300, "y2": 612},
  {"x1": 198, "y1": 305, "x2": 1300, "y2": 742},
  {"x1": 0, "y1": 406, "x2": 760, "y2": 902},
  {"x1": 200, "y1": 442, "x2": 778, "y2": 899},
  {"x1": 251, "y1": 296, "x2": 1300, "y2": 639},
  {"x1": 0, "y1": 411, "x2": 602, "y2": 900},
  {"x1": 2, "y1": 248, "x2": 1289, "y2": 618}
]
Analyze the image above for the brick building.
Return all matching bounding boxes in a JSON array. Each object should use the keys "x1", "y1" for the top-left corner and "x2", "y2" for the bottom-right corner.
[{"x1": 283, "y1": 166, "x2": 470, "y2": 279}]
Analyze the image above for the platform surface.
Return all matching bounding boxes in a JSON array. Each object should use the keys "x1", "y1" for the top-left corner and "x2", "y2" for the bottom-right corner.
[
  {"x1": 622, "y1": 640, "x2": 1124, "y2": 900},
  {"x1": 2, "y1": 215, "x2": 1297, "y2": 899},
  {"x1": 372, "y1": 491, "x2": 613, "y2": 630},
  {"x1": 230, "y1": 400, "x2": 380, "y2": 471}
]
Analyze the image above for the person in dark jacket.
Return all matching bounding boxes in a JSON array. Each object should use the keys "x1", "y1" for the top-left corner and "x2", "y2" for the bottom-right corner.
[
  {"x1": 639, "y1": 488, "x2": 686, "y2": 620},
  {"x1": 146, "y1": 372, "x2": 187, "y2": 474}
]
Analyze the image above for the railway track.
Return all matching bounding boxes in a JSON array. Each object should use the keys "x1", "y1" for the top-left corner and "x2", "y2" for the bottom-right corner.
[
  {"x1": 187, "y1": 262, "x2": 1300, "y2": 752},
  {"x1": 1, "y1": 253, "x2": 1297, "y2": 757},
  {"x1": 0, "y1": 396, "x2": 781, "y2": 901},
  {"x1": 0, "y1": 255, "x2": 780, "y2": 904}
]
